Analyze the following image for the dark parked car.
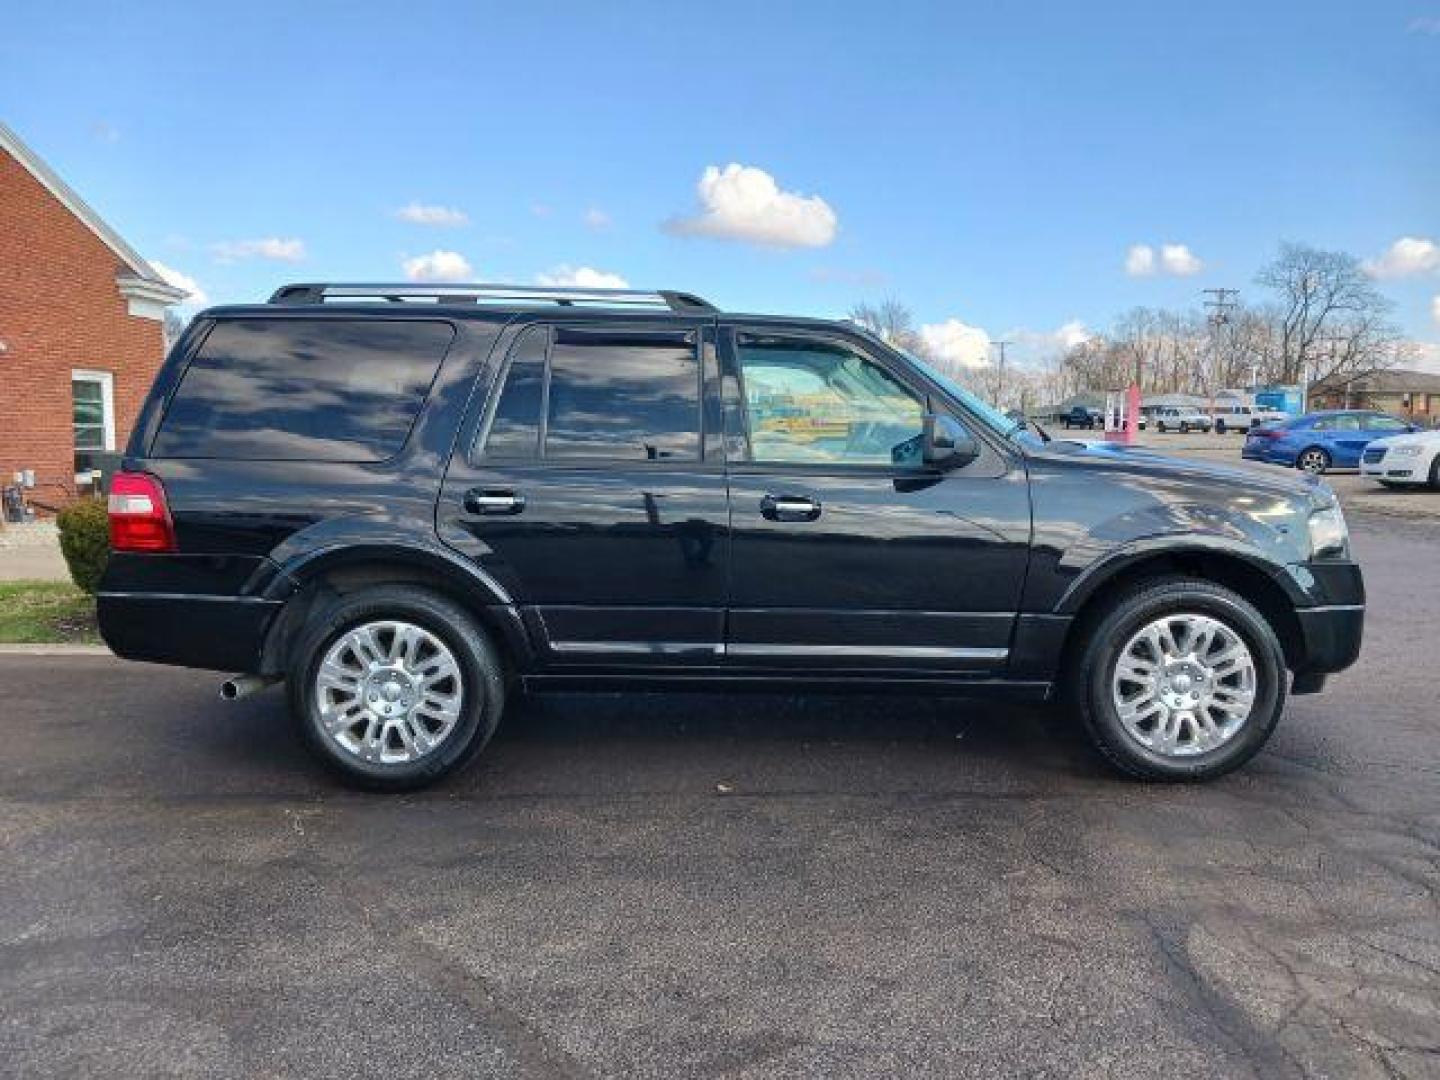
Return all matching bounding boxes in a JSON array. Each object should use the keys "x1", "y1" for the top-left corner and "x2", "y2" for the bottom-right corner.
[
  {"x1": 1242, "y1": 410, "x2": 1415, "y2": 473},
  {"x1": 99, "y1": 283, "x2": 1365, "y2": 790},
  {"x1": 1062, "y1": 406, "x2": 1100, "y2": 429}
]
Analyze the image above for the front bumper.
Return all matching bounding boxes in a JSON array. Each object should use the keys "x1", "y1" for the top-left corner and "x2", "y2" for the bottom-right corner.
[
  {"x1": 1285, "y1": 559, "x2": 1364, "y2": 693},
  {"x1": 1293, "y1": 603, "x2": 1364, "y2": 683},
  {"x1": 1361, "y1": 459, "x2": 1421, "y2": 482}
]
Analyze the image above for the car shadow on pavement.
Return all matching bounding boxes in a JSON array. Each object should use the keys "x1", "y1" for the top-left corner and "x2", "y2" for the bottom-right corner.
[{"x1": 201, "y1": 685, "x2": 1110, "y2": 797}]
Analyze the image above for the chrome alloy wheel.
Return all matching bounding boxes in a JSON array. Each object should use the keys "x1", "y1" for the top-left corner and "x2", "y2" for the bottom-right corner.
[
  {"x1": 1297, "y1": 449, "x2": 1329, "y2": 474},
  {"x1": 314, "y1": 620, "x2": 464, "y2": 765},
  {"x1": 1111, "y1": 613, "x2": 1258, "y2": 757}
]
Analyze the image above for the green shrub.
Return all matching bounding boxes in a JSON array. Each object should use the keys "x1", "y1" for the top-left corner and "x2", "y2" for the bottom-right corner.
[{"x1": 57, "y1": 498, "x2": 110, "y2": 594}]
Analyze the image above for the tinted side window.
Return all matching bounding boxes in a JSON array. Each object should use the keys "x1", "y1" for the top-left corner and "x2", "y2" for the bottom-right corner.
[
  {"x1": 736, "y1": 334, "x2": 925, "y2": 466},
  {"x1": 544, "y1": 328, "x2": 700, "y2": 461},
  {"x1": 1365, "y1": 415, "x2": 1408, "y2": 431},
  {"x1": 154, "y1": 319, "x2": 453, "y2": 461},
  {"x1": 483, "y1": 326, "x2": 548, "y2": 458}
]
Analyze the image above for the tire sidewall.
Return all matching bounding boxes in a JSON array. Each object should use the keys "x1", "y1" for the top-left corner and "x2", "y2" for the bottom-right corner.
[
  {"x1": 1079, "y1": 584, "x2": 1285, "y2": 780},
  {"x1": 290, "y1": 588, "x2": 503, "y2": 790}
]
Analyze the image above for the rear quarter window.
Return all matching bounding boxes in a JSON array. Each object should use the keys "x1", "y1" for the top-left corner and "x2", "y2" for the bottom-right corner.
[{"x1": 152, "y1": 318, "x2": 454, "y2": 461}]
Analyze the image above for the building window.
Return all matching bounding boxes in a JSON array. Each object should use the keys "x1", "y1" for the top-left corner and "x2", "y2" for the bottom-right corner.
[{"x1": 72, "y1": 369, "x2": 115, "y2": 483}]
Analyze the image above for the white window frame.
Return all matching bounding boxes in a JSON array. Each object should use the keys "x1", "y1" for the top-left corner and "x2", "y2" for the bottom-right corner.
[{"x1": 71, "y1": 368, "x2": 116, "y2": 484}]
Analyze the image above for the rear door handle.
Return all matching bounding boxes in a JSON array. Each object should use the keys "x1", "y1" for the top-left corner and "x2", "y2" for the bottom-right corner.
[
  {"x1": 760, "y1": 493, "x2": 822, "y2": 522},
  {"x1": 464, "y1": 488, "x2": 526, "y2": 515}
]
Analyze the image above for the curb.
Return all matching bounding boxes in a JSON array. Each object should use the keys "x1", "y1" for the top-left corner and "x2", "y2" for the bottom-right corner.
[{"x1": 0, "y1": 644, "x2": 113, "y2": 657}]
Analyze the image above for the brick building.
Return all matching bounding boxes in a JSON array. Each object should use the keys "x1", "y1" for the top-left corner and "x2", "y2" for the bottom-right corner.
[
  {"x1": 1308, "y1": 368, "x2": 1440, "y2": 426},
  {"x1": 1, "y1": 121, "x2": 183, "y2": 512}
]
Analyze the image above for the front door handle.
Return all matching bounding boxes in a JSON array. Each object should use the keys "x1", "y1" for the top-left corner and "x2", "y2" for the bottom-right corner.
[
  {"x1": 464, "y1": 488, "x2": 526, "y2": 516},
  {"x1": 760, "y1": 493, "x2": 822, "y2": 522}
]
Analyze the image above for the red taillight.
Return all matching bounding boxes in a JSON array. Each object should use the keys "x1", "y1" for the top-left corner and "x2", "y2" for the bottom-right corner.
[
  {"x1": 108, "y1": 472, "x2": 176, "y2": 552},
  {"x1": 1251, "y1": 427, "x2": 1284, "y2": 439}
]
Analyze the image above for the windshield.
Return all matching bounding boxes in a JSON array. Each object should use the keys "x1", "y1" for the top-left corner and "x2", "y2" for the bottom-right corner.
[
  {"x1": 845, "y1": 323, "x2": 1029, "y2": 440},
  {"x1": 880, "y1": 344, "x2": 1022, "y2": 438}
]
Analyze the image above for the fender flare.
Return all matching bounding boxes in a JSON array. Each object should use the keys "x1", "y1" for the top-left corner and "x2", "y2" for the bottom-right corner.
[
  {"x1": 256, "y1": 541, "x2": 531, "y2": 675},
  {"x1": 1052, "y1": 534, "x2": 1308, "y2": 616}
]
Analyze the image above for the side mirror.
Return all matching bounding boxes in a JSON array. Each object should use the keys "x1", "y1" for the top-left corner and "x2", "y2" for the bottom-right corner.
[{"x1": 923, "y1": 414, "x2": 980, "y2": 468}]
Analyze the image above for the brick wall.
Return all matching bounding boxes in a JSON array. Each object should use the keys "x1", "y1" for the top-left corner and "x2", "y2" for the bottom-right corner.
[{"x1": 0, "y1": 148, "x2": 168, "y2": 509}]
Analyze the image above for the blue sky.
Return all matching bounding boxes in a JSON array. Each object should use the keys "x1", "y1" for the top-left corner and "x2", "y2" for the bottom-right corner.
[{"x1": 4, "y1": 0, "x2": 1438, "y2": 366}]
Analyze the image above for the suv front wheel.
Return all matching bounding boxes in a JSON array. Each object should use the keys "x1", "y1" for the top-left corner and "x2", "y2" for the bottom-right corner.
[
  {"x1": 1070, "y1": 578, "x2": 1286, "y2": 781},
  {"x1": 289, "y1": 585, "x2": 506, "y2": 791}
]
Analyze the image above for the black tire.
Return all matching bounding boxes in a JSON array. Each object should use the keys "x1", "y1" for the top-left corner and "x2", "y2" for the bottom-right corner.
[
  {"x1": 1430, "y1": 455, "x2": 1440, "y2": 491},
  {"x1": 1296, "y1": 446, "x2": 1331, "y2": 474},
  {"x1": 1157, "y1": 421, "x2": 1166, "y2": 434},
  {"x1": 288, "y1": 585, "x2": 505, "y2": 792},
  {"x1": 1215, "y1": 419, "x2": 1226, "y2": 435},
  {"x1": 1180, "y1": 422, "x2": 1190, "y2": 434},
  {"x1": 1068, "y1": 578, "x2": 1287, "y2": 781}
]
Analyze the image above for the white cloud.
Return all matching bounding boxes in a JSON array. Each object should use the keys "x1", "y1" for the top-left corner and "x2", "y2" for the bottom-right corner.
[
  {"x1": 1125, "y1": 244, "x2": 1157, "y2": 276},
  {"x1": 1433, "y1": 294, "x2": 1440, "y2": 327},
  {"x1": 395, "y1": 202, "x2": 469, "y2": 227},
  {"x1": 149, "y1": 261, "x2": 208, "y2": 307},
  {"x1": 1012, "y1": 319, "x2": 1093, "y2": 357},
  {"x1": 402, "y1": 249, "x2": 475, "y2": 282},
  {"x1": 919, "y1": 318, "x2": 992, "y2": 371},
  {"x1": 1412, "y1": 338, "x2": 1440, "y2": 373},
  {"x1": 665, "y1": 163, "x2": 838, "y2": 249},
  {"x1": 1408, "y1": 16, "x2": 1440, "y2": 34},
  {"x1": 530, "y1": 203, "x2": 553, "y2": 218},
  {"x1": 1160, "y1": 243, "x2": 1203, "y2": 276},
  {"x1": 1364, "y1": 236, "x2": 1440, "y2": 279},
  {"x1": 90, "y1": 121, "x2": 120, "y2": 145},
  {"x1": 212, "y1": 237, "x2": 306, "y2": 263},
  {"x1": 535, "y1": 265, "x2": 629, "y2": 289},
  {"x1": 583, "y1": 207, "x2": 612, "y2": 231},
  {"x1": 1125, "y1": 242, "x2": 1202, "y2": 277}
]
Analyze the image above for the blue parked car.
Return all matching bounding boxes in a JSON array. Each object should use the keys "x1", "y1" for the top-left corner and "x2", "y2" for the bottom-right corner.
[{"x1": 1241, "y1": 410, "x2": 1415, "y2": 474}]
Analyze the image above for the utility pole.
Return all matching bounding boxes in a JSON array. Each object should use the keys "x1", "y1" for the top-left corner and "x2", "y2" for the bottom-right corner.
[
  {"x1": 992, "y1": 339, "x2": 1011, "y2": 406},
  {"x1": 1202, "y1": 288, "x2": 1239, "y2": 327},
  {"x1": 1201, "y1": 288, "x2": 1239, "y2": 409}
]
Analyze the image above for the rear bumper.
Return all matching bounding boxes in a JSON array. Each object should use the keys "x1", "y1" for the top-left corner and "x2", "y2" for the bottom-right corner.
[{"x1": 97, "y1": 592, "x2": 283, "y2": 673}]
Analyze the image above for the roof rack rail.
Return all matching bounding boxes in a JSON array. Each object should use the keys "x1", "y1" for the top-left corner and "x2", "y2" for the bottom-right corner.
[{"x1": 267, "y1": 282, "x2": 717, "y2": 313}]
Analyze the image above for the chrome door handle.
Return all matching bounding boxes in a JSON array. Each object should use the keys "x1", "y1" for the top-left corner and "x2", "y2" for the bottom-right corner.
[
  {"x1": 464, "y1": 488, "x2": 526, "y2": 515},
  {"x1": 760, "y1": 493, "x2": 822, "y2": 522}
]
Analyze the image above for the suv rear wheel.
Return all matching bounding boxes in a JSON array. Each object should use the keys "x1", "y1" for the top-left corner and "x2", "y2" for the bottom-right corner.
[
  {"x1": 1070, "y1": 578, "x2": 1286, "y2": 781},
  {"x1": 289, "y1": 585, "x2": 505, "y2": 791}
]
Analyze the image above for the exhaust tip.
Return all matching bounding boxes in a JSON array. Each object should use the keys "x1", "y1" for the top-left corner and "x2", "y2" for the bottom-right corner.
[{"x1": 220, "y1": 674, "x2": 280, "y2": 701}]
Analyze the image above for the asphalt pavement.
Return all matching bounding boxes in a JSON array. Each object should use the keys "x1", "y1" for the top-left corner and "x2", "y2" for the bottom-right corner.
[{"x1": 2, "y1": 515, "x2": 1438, "y2": 1078}]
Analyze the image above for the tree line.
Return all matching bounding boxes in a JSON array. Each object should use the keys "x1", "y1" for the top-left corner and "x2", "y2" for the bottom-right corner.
[{"x1": 852, "y1": 242, "x2": 1417, "y2": 409}]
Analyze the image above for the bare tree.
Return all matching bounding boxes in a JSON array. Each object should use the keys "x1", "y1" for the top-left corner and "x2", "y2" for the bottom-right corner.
[
  {"x1": 1255, "y1": 242, "x2": 1399, "y2": 387},
  {"x1": 848, "y1": 298, "x2": 922, "y2": 353},
  {"x1": 163, "y1": 309, "x2": 187, "y2": 351}
]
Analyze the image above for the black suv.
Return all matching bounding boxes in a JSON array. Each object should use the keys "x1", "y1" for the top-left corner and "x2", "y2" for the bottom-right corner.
[{"x1": 98, "y1": 282, "x2": 1364, "y2": 790}]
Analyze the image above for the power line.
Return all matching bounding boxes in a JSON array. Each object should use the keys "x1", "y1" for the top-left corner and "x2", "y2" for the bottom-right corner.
[{"x1": 1202, "y1": 287, "x2": 1239, "y2": 326}]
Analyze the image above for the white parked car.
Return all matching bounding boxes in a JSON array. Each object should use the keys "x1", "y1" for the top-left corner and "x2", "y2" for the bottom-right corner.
[
  {"x1": 1152, "y1": 406, "x2": 1212, "y2": 433},
  {"x1": 1360, "y1": 429, "x2": 1440, "y2": 489},
  {"x1": 1206, "y1": 404, "x2": 1289, "y2": 434}
]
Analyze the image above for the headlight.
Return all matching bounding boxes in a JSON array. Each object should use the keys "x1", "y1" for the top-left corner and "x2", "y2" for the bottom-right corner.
[
  {"x1": 1307, "y1": 504, "x2": 1350, "y2": 560},
  {"x1": 1390, "y1": 445, "x2": 1423, "y2": 457}
]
